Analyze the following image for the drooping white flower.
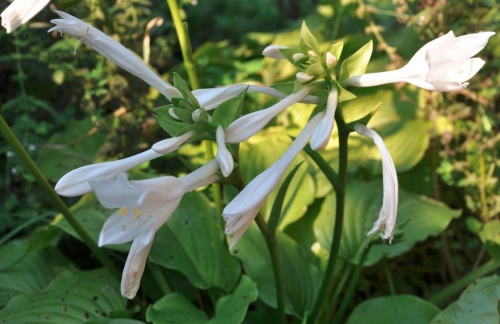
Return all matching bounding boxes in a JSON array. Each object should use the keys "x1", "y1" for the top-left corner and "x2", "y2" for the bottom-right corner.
[
  {"x1": 56, "y1": 132, "x2": 193, "y2": 197},
  {"x1": 1, "y1": 0, "x2": 50, "y2": 33},
  {"x1": 310, "y1": 87, "x2": 338, "y2": 151},
  {"x1": 223, "y1": 113, "x2": 324, "y2": 248},
  {"x1": 92, "y1": 159, "x2": 219, "y2": 298},
  {"x1": 215, "y1": 126, "x2": 233, "y2": 177},
  {"x1": 225, "y1": 86, "x2": 313, "y2": 143},
  {"x1": 354, "y1": 124, "x2": 398, "y2": 243},
  {"x1": 48, "y1": 11, "x2": 181, "y2": 100},
  {"x1": 347, "y1": 31, "x2": 495, "y2": 92}
]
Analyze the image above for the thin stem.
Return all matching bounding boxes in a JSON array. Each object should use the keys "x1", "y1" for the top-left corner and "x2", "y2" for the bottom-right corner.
[
  {"x1": 13, "y1": 32, "x2": 27, "y2": 96},
  {"x1": 0, "y1": 114, "x2": 120, "y2": 279},
  {"x1": 165, "y1": 0, "x2": 200, "y2": 90},
  {"x1": 332, "y1": 245, "x2": 370, "y2": 324},
  {"x1": 429, "y1": 259, "x2": 500, "y2": 305},
  {"x1": 325, "y1": 262, "x2": 351, "y2": 321},
  {"x1": 383, "y1": 258, "x2": 396, "y2": 295},
  {"x1": 308, "y1": 114, "x2": 349, "y2": 324},
  {"x1": 148, "y1": 263, "x2": 172, "y2": 295}
]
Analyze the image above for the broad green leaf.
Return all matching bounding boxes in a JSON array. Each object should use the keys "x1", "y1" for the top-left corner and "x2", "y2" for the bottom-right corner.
[
  {"x1": 149, "y1": 192, "x2": 240, "y2": 292},
  {"x1": 314, "y1": 180, "x2": 461, "y2": 266},
  {"x1": 147, "y1": 293, "x2": 208, "y2": 324},
  {"x1": 338, "y1": 40, "x2": 373, "y2": 83},
  {"x1": 431, "y1": 276, "x2": 500, "y2": 323},
  {"x1": 0, "y1": 241, "x2": 70, "y2": 307},
  {"x1": 146, "y1": 276, "x2": 258, "y2": 324},
  {"x1": 35, "y1": 118, "x2": 108, "y2": 181},
  {"x1": 239, "y1": 127, "x2": 316, "y2": 229},
  {"x1": 347, "y1": 295, "x2": 440, "y2": 324},
  {"x1": 0, "y1": 269, "x2": 125, "y2": 323},
  {"x1": 211, "y1": 96, "x2": 245, "y2": 129},
  {"x1": 232, "y1": 225, "x2": 321, "y2": 318},
  {"x1": 479, "y1": 220, "x2": 500, "y2": 260}
]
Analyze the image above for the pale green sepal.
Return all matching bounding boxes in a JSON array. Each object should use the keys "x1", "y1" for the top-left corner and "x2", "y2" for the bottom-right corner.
[
  {"x1": 299, "y1": 21, "x2": 320, "y2": 54},
  {"x1": 280, "y1": 47, "x2": 302, "y2": 64},
  {"x1": 337, "y1": 84, "x2": 357, "y2": 103},
  {"x1": 338, "y1": 40, "x2": 373, "y2": 84},
  {"x1": 327, "y1": 41, "x2": 344, "y2": 62},
  {"x1": 172, "y1": 107, "x2": 194, "y2": 124},
  {"x1": 211, "y1": 96, "x2": 245, "y2": 129}
]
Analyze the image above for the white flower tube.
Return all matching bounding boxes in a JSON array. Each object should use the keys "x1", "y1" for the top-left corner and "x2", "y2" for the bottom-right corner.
[
  {"x1": 1, "y1": 0, "x2": 50, "y2": 33},
  {"x1": 354, "y1": 124, "x2": 398, "y2": 243},
  {"x1": 223, "y1": 113, "x2": 324, "y2": 248},
  {"x1": 225, "y1": 86, "x2": 312, "y2": 143},
  {"x1": 56, "y1": 133, "x2": 193, "y2": 197},
  {"x1": 48, "y1": 11, "x2": 181, "y2": 100},
  {"x1": 262, "y1": 45, "x2": 289, "y2": 60},
  {"x1": 92, "y1": 159, "x2": 219, "y2": 298},
  {"x1": 215, "y1": 126, "x2": 234, "y2": 177},
  {"x1": 347, "y1": 31, "x2": 495, "y2": 92},
  {"x1": 310, "y1": 87, "x2": 338, "y2": 150}
]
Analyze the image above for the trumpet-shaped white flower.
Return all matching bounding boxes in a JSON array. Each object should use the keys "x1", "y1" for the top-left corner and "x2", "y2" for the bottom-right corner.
[
  {"x1": 215, "y1": 126, "x2": 233, "y2": 177},
  {"x1": 1, "y1": 0, "x2": 50, "y2": 33},
  {"x1": 310, "y1": 87, "x2": 338, "y2": 151},
  {"x1": 92, "y1": 159, "x2": 219, "y2": 298},
  {"x1": 223, "y1": 113, "x2": 324, "y2": 248},
  {"x1": 347, "y1": 31, "x2": 495, "y2": 92},
  {"x1": 48, "y1": 11, "x2": 181, "y2": 100},
  {"x1": 55, "y1": 132, "x2": 193, "y2": 197},
  {"x1": 225, "y1": 86, "x2": 312, "y2": 143},
  {"x1": 354, "y1": 124, "x2": 398, "y2": 243}
]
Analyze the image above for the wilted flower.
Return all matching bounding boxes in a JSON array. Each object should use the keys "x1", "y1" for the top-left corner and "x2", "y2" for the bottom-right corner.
[
  {"x1": 55, "y1": 132, "x2": 193, "y2": 197},
  {"x1": 223, "y1": 113, "x2": 324, "y2": 248},
  {"x1": 1, "y1": 0, "x2": 50, "y2": 33},
  {"x1": 225, "y1": 86, "x2": 313, "y2": 143},
  {"x1": 347, "y1": 31, "x2": 495, "y2": 91},
  {"x1": 310, "y1": 87, "x2": 338, "y2": 151},
  {"x1": 93, "y1": 159, "x2": 219, "y2": 298},
  {"x1": 48, "y1": 11, "x2": 181, "y2": 100},
  {"x1": 354, "y1": 124, "x2": 398, "y2": 242}
]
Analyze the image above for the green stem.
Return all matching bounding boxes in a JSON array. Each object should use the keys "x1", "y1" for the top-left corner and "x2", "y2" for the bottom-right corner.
[
  {"x1": 332, "y1": 245, "x2": 370, "y2": 324},
  {"x1": 148, "y1": 263, "x2": 172, "y2": 295},
  {"x1": 383, "y1": 258, "x2": 396, "y2": 295},
  {"x1": 0, "y1": 114, "x2": 120, "y2": 279},
  {"x1": 14, "y1": 32, "x2": 27, "y2": 97},
  {"x1": 166, "y1": 0, "x2": 223, "y2": 224},
  {"x1": 308, "y1": 116, "x2": 349, "y2": 324},
  {"x1": 166, "y1": 0, "x2": 200, "y2": 90},
  {"x1": 429, "y1": 259, "x2": 500, "y2": 305}
]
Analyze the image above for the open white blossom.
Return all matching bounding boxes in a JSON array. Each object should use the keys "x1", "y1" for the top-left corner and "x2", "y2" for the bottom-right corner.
[
  {"x1": 354, "y1": 124, "x2": 398, "y2": 242},
  {"x1": 223, "y1": 113, "x2": 324, "y2": 248},
  {"x1": 48, "y1": 11, "x2": 181, "y2": 100},
  {"x1": 347, "y1": 31, "x2": 495, "y2": 92},
  {"x1": 1, "y1": 0, "x2": 50, "y2": 33},
  {"x1": 56, "y1": 132, "x2": 193, "y2": 197},
  {"x1": 93, "y1": 159, "x2": 219, "y2": 298}
]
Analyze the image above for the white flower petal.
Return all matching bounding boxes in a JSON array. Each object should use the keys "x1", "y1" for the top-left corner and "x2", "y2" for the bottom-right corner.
[
  {"x1": 120, "y1": 233, "x2": 154, "y2": 299},
  {"x1": 262, "y1": 45, "x2": 288, "y2": 60},
  {"x1": 225, "y1": 87, "x2": 312, "y2": 143},
  {"x1": 55, "y1": 149, "x2": 161, "y2": 197},
  {"x1": 1, "y1": 0, "x2": 50, "y2": 33},
  {"x1": 48, "y1": 11, "x2": 181, "y2": 100},
  {"x1": 215, "y1": 126, "x2": 234, "y2": 177},
  {"x1": 354, "y1": 124, "x2": 398, "y2": 243},
  {"x1": 310, "y1": 88, "x2": 337, "y2": 150},
  {"x1": 151, "y1": 131, "x2": 194, "y2": 154},
  {"x1": 223, "y1": 113, "x2": 324, "y2": 247}
]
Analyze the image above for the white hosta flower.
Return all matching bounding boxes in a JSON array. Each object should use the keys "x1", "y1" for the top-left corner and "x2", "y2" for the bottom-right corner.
[
  {"x1": 310, "y1": 87, "x2": 338, "y2": 151},
  {"x1": 347, "y1": 31, "x2": 495, "y2": 92},
  {"x1": 1, "y1": 0, "x2": 50, "y2": 33},
  {"x1": 354, "y1": 124, "x2": 398, "y2": 243},
  {"x1": 225, "y1": 86, "x2": 312, "y2": 143},
  {"x1": 296, "y1": 72, "x2": 315, "y2": 83},
  {"x1": 48, "y1": 11, "x2": 181, "y2": 100},
  {"x1": 93, "y1": 159, "x2": 219, "y2": 298},
  {"x1": 325, "y1": 52, "x2": 337, "y2": 68},
  {"x1": 262, "y1": 45, "x2": 288, "y2": 60},
  {"x1": 223, "y1": 113, "x2": 324, "y2": 248},
  {"x1": 56, "y1": 132, "x2": 193, "y2": 197},
  {"x1": 215, "y1": 126, "x2": 233, "y2": 177}
]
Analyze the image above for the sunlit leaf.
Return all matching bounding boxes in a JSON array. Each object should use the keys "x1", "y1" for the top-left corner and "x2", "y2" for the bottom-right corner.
[{"x1": 339, "y1": 40, "x2": 373, "y2": 83}]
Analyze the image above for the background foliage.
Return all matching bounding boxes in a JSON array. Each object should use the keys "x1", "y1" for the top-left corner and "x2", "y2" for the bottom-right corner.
[{"x1": 1, "y1": 0, "x2": 499, "y2": 323}]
